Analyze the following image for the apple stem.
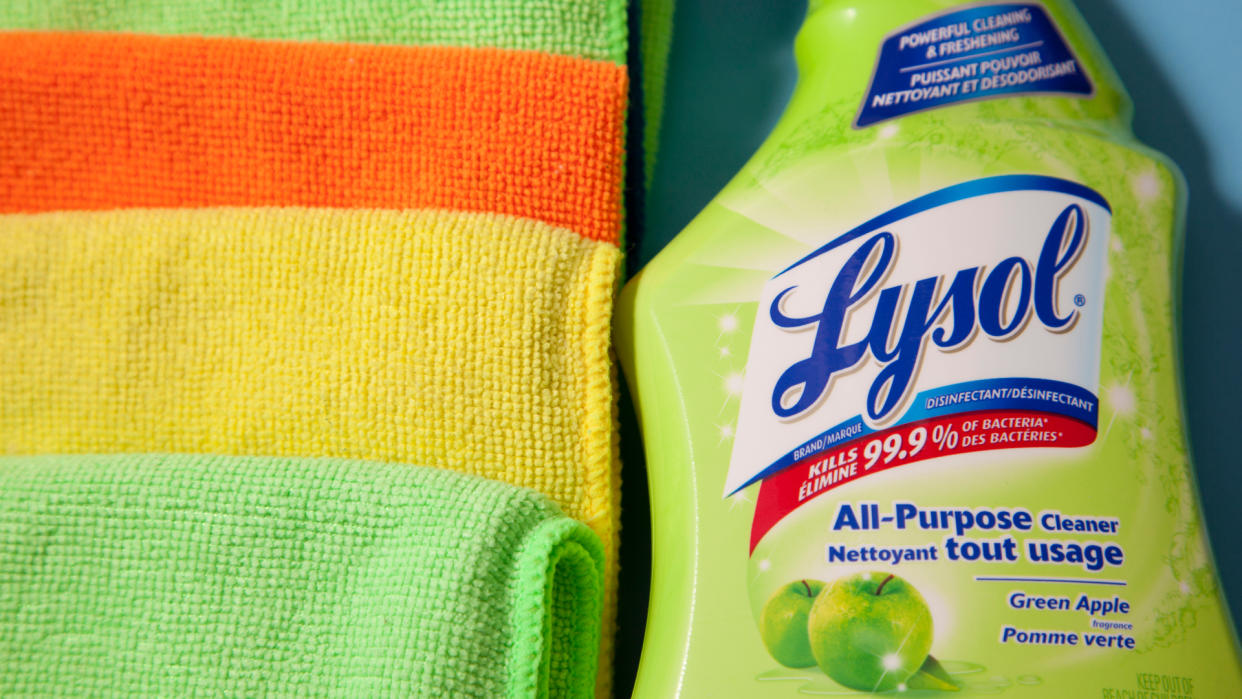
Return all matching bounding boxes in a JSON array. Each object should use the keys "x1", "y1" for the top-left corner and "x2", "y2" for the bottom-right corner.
[
  {"x1": 875, "y1": 574, "x2": 895, "y2": 595},
  {"x1": 801, "y1": 579, "x2": 812, "y2": 596}
]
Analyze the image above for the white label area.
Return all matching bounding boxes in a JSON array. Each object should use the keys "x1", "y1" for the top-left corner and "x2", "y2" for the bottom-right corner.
[{"x1": 725, "y1": 176, "x2": 1111, "y2": 495}]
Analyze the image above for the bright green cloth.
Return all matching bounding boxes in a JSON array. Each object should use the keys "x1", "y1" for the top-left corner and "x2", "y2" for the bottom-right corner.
[
  {"x1": 0, "y1": 0, "x2": 628, "y2": 63},
  {"x1": 0, "y1": 454, "x2": 604, "y2": 698}
]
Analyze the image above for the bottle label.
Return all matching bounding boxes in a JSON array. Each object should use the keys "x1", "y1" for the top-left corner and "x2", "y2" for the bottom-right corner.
[
  {"x1": 855, "y1": 3, "x2": 1093, "y2": 128},
  {"x1": 726, "y1": 175, "x2": 1111, "y2": 552}
]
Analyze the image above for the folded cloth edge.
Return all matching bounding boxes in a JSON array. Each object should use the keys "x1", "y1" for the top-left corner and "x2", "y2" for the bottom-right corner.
[
  {"x1": 509, "y1": 516, "x2": 606, "y2": 699},
  {"x1": 0, "y1": 453, "x2": 609, "y2": 697}
]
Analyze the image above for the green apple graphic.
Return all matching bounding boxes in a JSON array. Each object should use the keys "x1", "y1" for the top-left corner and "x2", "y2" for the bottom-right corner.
[
  {"x1": 760, "y1": 579, "x2": 827, "y2": 667},
  {"x1": 808, "y1": 572, "x2": 934, "y2": 692}
]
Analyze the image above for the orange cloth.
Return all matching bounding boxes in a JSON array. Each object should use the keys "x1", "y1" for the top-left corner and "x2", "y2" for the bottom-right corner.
[{"x1": 0, "y1": 32, "x2": 627, "y2": 245}]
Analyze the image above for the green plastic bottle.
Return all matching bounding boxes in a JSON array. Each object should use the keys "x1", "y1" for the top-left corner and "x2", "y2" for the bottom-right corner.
[{"x1": 617, "y1": 1, "x2": 1242, "y2": 696}]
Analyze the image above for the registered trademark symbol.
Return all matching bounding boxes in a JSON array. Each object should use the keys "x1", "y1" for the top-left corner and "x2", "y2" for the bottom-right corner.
[{"x1": 1074, "y1": 294, "x2": 1087, "y2": 307}]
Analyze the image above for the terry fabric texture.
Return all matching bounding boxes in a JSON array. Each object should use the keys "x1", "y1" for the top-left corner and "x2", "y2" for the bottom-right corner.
[
  {"x1": 0, "y1": 208, "x2": 620, "y2": 530},
  {"x1": 0, "y1": 0, "x2": 671, "y2": 190},
  {"x1": 0, "y1": 0, "x2": 675, "y2": 693},
  {"x1": 0, "y1": 454, "x2": 605, "y2": 698},
  {"x1": 0, "y1": 0, "x2": 628, "y2": 62},
  {"x1": 0, "y1": 33, "x2": 626, "y2": 245},
  {"x1": 0, "y1": 208, "x2": 623, "y2": 695}
]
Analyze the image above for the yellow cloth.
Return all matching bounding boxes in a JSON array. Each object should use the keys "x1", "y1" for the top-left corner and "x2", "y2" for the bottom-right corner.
[{"x1": 0, "y1": 207, "x2": 622, "y2": 672}]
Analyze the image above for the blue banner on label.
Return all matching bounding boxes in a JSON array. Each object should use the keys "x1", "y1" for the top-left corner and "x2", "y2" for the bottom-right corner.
[{"x1": 855, "y1": 3, "x2": 1093, "y2": 128}]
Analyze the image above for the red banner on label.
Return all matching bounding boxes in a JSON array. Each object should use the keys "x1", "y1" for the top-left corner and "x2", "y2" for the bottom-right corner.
[{"x1": 748, "y1": 410, "x2": 1095, "y2": 553}]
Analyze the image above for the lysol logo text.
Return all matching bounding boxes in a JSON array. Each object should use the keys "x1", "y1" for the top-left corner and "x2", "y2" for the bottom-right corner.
[{"x1": 770, "y1": 204, "x2": 1087, "y2": 422}]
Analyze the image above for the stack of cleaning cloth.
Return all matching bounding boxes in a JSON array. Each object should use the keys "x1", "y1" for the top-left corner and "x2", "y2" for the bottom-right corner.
[{"x1": 0, "y1": 0, "x2": 674, "y2": 695}]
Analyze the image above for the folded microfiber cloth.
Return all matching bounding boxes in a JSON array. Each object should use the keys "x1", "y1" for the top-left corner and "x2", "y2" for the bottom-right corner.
[
  {"x1": 0, "y1": 0, "x2": 629, "y2": 62},
  {"x1": 0, "y1": 207, "x2": 618, "y2": 493},
  {"x1": 0, "y1": 453, "x2": 605, "y2": 697},
  {"x1": 0, "y1": 208, "x2": 621, "y2": 672},
  {"x1": 0, "y1": 32, "x2": 626, "y2": 244},
  {"x1": 0, "y1": 28, "x2": 626, "y2": 695},
  {"x1": 0, "y1": 1, "x2": 676, "y2": 694},
  {"x1": 0, "y1": 0, "x2": 675, "y2": 238}
]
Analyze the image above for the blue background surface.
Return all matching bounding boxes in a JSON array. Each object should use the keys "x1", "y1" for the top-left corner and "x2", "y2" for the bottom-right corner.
[{"x1": 619, "y1": 0, "x2": 1242, "y2": 693}]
